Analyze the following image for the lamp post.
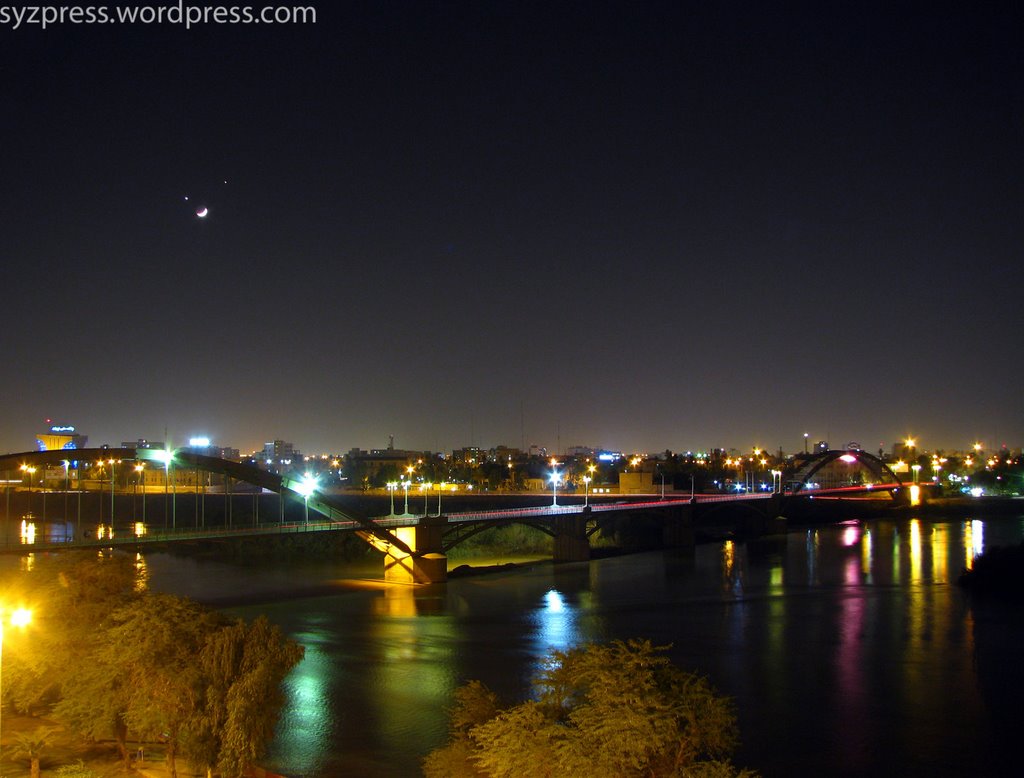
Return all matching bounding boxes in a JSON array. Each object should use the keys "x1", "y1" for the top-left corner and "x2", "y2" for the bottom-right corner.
[
  {"x1": 135, "y1": 464, "x2": 145, "y2": 525},
  {"x1": 386, "y1": 482, "x2": 397, "y2": 517},
  {"x1": 912, "y1": 464, "x2": 921, "y2": 484},
  {"x1": 295, "y1": 474, "x2": 318, "y2": 525},
  {"x1": 108, "y1": 459, "x2": 117, "y2": 527},
  {"x1": 0, "y1": 607, "x2": 32, "y2": 766},
  {"x1": 583, "y1": 475, "x2": 591, "y2": 507},
  {"x1": 550, "y1": 467, "x2": 560, "y2": 507},
  {"x1": 402, "y1": 479, "x2": 410, "y2": 516},
  {"x1": 20, "y1": 465, "x2": 36, "y2": 518},
  {"x1": 437, "y1": 482, "x2": 444, "y2": 517},
  {"x1": 62, "y1": 460, "x2": 70, "y2": 528},
  {"x1": 153, "y1": 450, "x2": 175, "y2": 529}
]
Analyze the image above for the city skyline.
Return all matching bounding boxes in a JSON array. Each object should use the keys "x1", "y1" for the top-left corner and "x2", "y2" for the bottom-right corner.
[
  {"x1": 3, "y1": 3, "x2": 1021, "y2": 457},
  {"x1": 11, "y1": 416, "x2": 1013, "y2": 459}
]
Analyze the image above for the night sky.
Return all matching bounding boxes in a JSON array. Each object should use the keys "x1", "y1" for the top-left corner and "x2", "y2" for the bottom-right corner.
[{"x1": 2, "y1": 1, "x2": 1021, "y2": 456}]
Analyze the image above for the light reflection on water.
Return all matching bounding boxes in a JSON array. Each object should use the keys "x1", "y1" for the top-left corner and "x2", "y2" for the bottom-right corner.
[{"x1": 110, "y1": 516, "x2": 1024, "y2": 776}]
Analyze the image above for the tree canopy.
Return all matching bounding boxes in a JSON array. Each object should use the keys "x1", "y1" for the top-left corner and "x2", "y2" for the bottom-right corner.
[
  {"x1": 424, "y1": 639, "x2": 757, "y2": 778},
  {"x1": 1, "y1": 552, "x2": 303, "y2": 778}
]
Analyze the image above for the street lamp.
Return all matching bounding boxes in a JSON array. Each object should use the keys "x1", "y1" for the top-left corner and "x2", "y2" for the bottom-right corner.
[
  {"x1": 386, "y1": 481, "x2": 397, "y2": 517},
  {"x1": 550, "y1": 467, "x2": 560, "y2": 507},
  {"x1": 62, "y1": 459, "x2": 70, "y2": 528},
  {"x1": 401, "y1": 479, "x2": 410, "y2": 516},
  {"x1": 108, "y1": 459, "x2": 118, "y2": 527},
  {"x1": 911, "y1": 464, "x2": 921, "y2": 484},
  {"x1": 583, "y1": 475, "x2": 591, "y2": 507},
  {"x1": 19, "y1": 465, "x2": 36, "y2": 518},
  {"x1": 135, "y1": 464, "x2": 146, "y2": 525},
  {"x1": 0, "y1": 606, "x2": 32, "y2": 766},
  {"x1": 295, "y1": 473, "x2": 319, "y2": 525}
]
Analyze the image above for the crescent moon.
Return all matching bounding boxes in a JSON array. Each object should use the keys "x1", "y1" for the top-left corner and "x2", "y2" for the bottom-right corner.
[{"x1": 196, "y1": 207, "x2": 209, "y2": 218}]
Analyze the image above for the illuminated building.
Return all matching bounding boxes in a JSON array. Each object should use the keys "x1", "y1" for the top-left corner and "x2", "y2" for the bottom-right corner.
[{"x1": 36, "y1": 423, "x2": 88, "y2": 451}]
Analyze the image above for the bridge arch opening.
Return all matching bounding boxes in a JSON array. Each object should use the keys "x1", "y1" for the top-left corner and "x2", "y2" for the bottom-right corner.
[{"x1": 790, "y1": 450, "x2": 902, "y2": 495}]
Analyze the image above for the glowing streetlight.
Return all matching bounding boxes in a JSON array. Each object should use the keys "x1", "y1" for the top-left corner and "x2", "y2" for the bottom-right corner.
[
  {"x1": 550, "y1": 467, "x2": 561, "y2": 507},
  {"x1": 107, "y1": 459, "x2": 119, "y2": 526},
  {"x1": 135, "y1": 464, "x2": 146, "y2": 525},
  {"x1": 583, "y1": 475, "x2": 591, "y2": 507},
  {"x1": 19, "y1": 465, "x2": 36, "y2": 517},
  {"x1": 294, "y1": 473, "x2": 319, "y2": 524},
  {"x1": 401, "y1": 479, "x2": 411, "y2": 515},
  {"x1": 152, "y1": 449, "x2": 176, "y2": 529},
  {"x1": 386, "y1": 481, "x2": 397, "y2": 517},
  {"x1": 0, "y1": 606, "x2": 32, "y2": 765},
  {"x1": 911, "y1": 464, "x2": 921, "y2": 484}
]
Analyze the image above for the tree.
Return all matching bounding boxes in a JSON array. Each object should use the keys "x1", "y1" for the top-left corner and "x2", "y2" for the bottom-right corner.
[
  {"x1": 185, "y1": 616, "x2": 304, "y2": 777},
  {"x1": 12, "y1": 728, "x2": 55, "y2": 778},
  {"x1": 3, "y1": 552, "x2": 139, "y2": 716},
  {"x1": 87, "y1": 594, "x2": 224, "y2": 777},
  {"x1": 1, "y1": 555, "x2": 302, "y2": 778},
  {"x1": 424, "y1": 640, "x2": 757, "y2": 778}
]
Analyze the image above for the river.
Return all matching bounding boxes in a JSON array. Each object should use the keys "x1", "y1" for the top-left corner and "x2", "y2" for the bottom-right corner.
[{"x1": 133, "y1": 514, "x2": 1024, "y2": 776}]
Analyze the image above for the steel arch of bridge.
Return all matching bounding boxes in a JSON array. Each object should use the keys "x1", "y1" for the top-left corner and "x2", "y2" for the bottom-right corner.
[
  {"x1": 789, "y1": 449, "x2": 903, "y2": 495},
  {"x1": 0, "y1": 447, "x2": 412, "y2": 555}
]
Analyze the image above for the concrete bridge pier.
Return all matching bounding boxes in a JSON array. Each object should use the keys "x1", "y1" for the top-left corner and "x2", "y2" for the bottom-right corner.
[
  {"x1": 552, "y1": 510, "x2": 590, "y2": 562},
  {"x1": 662, "y1": 503, "x2": 695, "y2": 548},
  {"x1": 380, "y1": 516, "x2": 448, "y2": 584},
  {"x1": 739, "y1": 495, "x2": 787, "y2": 537}
]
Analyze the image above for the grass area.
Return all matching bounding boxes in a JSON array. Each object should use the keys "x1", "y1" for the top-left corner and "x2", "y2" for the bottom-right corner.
[
  {"x1": 0, "y1": 713, "x2": 228, "y2": 778},
  {"x1": 446, "y1": 523, "x2": 553, "y2": 560},
  {"x1": 0, "y1": 712, "x2": 125, "y2": 777}
]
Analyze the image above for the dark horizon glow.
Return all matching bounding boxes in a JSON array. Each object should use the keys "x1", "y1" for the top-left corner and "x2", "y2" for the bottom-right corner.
[{"x1": 2, "y1": 3, "x2": 1021, "y2": 456}]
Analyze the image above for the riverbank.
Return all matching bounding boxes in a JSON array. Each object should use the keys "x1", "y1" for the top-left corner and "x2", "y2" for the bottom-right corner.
[
  {"x1": 0, "y1": 711, "x2": 127, "y2": 777},
  {"x1": 1, "y1": 712, "x2": 288, "y2": 778}
]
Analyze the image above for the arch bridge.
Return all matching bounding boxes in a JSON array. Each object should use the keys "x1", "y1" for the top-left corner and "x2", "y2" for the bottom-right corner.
[{"x1": 1, "y1": 448, "x2": 906, "y2": 584}]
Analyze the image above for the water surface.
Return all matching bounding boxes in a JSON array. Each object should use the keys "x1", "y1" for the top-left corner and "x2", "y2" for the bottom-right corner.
[{"x1": 140, "y1": 516, "x2": 1024, "y2": 777}]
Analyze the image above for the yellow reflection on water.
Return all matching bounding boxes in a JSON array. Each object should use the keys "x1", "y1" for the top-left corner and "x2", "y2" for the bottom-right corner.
[
  {"x1": 861, "y1": 529, "x2": 873, "y2": 578},
  {"x1": 931, "y1": 523, "x2": 948, "y2": 583},
  {"x1": 909, "y1": 520, "x2": 922, "y2": 582},
  {"x1": 134, "y1": 552, "x2": 149, "y2": 593},
  {"x1": 909, "y1": 484, "x2": 921, "y2": 506},
  {"x1": 963, "y1": 520, "x2": 983, "y2": 570},
  {"x1": 373, "y1": 585, "x2": 418, "y2": 618},
  {"x1": 20, "y1": 552, "x2": 35, "y2": 572},
  {"x1": 722, "y1": 540, "x2": 734, "y2": 577}
]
